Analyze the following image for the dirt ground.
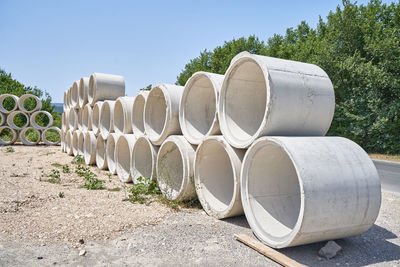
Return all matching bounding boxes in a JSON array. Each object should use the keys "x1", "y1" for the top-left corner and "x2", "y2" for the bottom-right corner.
[{"x1": 0, "y1": 145, "x2": 399, "y2": 266}]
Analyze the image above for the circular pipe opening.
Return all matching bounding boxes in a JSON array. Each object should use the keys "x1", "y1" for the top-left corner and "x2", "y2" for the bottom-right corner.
[
  {"x1": 145, "y1": 87, "x2": 166, "y2": 139},
  {"x1": 42, "y1": 127, "x2": 61, "y2": 145},
  {"x1": 31, "y1": 111, "x2": 53, "y2": 130},
  {"x1": 79, "y1": 77, "x2": 89, "y2": 108},
  {"x1": 106, "y1": 134, "x2": 118, "y2": 174},
  {"x1": 0, "y1": 126, "x2": 17, "y2": 145},
  {"x1": 116, "y1": 136, "x2": 132, "y2": 182},
  {"x1": 18, "y1": 94, "x2": 42, "y2": 113},
  {"x1": 84, "y1": 132, "x2": 96, "y2": 165},
  {"x1": 132, "y1": 93, "x2": 147, "y2": 136},
  {"x1": 131, "y1": 137, "x2": 156, "y2": 183},
  {"x1": 82, "y1": 104, "x2": 92, "y2": 131},
  {"x1": 68, "y1": 108, "x2": 77, "y2": 130},
  {"x1": 73, "y1": 131, "x2": 81, "y2": 156},
  {"x1": 7, "y1": 111, "x2": 29, "y2": 130},
  {"x1": 71, "y1": 81, "x2": 79, "y2": 108},
  {"x1": 88, "y1": 75, "x2": 95, "y2": 105},
  {"x1": 113, "y1": 100, "x2": 124, "y2": 134},
  {"x1": 96, "y1": 135, "x2": 107, "y2": 169},
  {"x1": 100, "y1": 101, "x2": 114, "y2": 139},
  {"x1": 66, "y1": 130, "x2": 73, "y2": 155},
  {"x1": 20, "y1": 127, "x2": 41, "y2": 145},
  {"x1": 92, "y1": 102, "x2": 103, "y2": 134},
  {"x1": 0, "y1": 95, "x2": 18, "y2": 113}
]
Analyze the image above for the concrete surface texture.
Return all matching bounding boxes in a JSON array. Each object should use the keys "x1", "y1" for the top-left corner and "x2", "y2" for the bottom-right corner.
[
  {"x1": 113, "y1": 96, "x2": 135, "y2": 134},
  {"x1": 68, "y1": 108, "x2": 78, "y2": 131},
  {"x1": 96, "y1": 135, "x2": 108, "y2": 170},
  {"x1": 84, "y1": 131, "x2": 97, "y2": 165},
  {"x1": 77, "y1": 130, "x2": 85, "y2": 156},
  {"x1": 106, "y1": 133, "x2": 120, "y2": 175},
  {"x1": 88, "y1": 72, "x2": 125, "y2": 106},
  {"x1": 72, "y1": 130, "x2": 82, "y2": 157},
  {"x1": 374, "y1": 159, "x2": 400, "y2": 193},
  {"x1": 65, "y1": 130, "x2": 73, "y2": 156},
  {"x1": 91, "y1": 101, "x2": 103, "y2": 136},
  {"x1": 131, "y1": 90, "x2": 149, "y2": 138},
  {"x1": 82, "y1": 104, "x2": 92, "y2": 131},
  {"x1": 99, "y1": 100, "x2": 116, "y2": 140},
  {"x1": 70, "y1": 80, "x2": 80, "y2": 109},
  {"x1": 79, "y1": 77, "x2": 89, "y2": 109},
  {"x1": 131, "y1": 136, "x2": 159, "y2": 183},
  {"x1": 115, "y1": 134, "x2": 136, "y2": 183}
]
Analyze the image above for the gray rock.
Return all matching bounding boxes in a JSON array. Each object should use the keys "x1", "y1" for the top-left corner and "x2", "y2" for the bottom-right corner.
[
  {"x1": 319, "y1": 241, "x2": 342, "y2": 259},
  {"x1": 79, "y1": 249, "x2": 86, "y2": 256}
]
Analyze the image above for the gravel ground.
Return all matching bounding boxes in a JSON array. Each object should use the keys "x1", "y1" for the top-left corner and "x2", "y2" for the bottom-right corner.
[{"x1": 0, "y1": 145, "x2": 399, "y2": 266}]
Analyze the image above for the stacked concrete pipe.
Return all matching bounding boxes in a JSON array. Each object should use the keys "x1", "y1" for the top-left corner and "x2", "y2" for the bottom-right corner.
[
  {"x1": 20, "y1": 127, "x2": 41, "y2": 146},
  {"x1": 72, "y1": 130, "x2": 82, "y2": 156},
  {"x1": 0, "y1": 94, "x2": 19, "y2": 114},
  {"x1": 71, "y1": 80, "x2": 80, "y2": 109},
  {"x1": 131, "y1": 136, "x2": 158, "y2": 183},
  {"x1": 79, "y1": 77, "x2": 89, "y2": 109},
  {"x1": 96, "y1": 135, "x2": 108, "y2": 170},
  {"x1": 106, "y1": 133, "x2": 120, "y2": 175},
  {"x1": 82, "y1": 104, "x2": 93, "y2": 131},
  {"x1": 113, "y1": 96, "x2": 135, "y2": 134},
  {"x1": 91, "y1": 101, "x2": 103, "y2": 136},
  {"x1": 84, "y1": 131, "x2": 97, "y2": 165},
  {"x1": 115, "y1": 134, "x2": 136, "y2": 183},
  {"x1": 88, "y1": 72, "x2": 125, "y2": 106},
  {"x1": 131, "y1": 90, "x2": 149, "y2": 138},
  {"x1": 99, "y1": 100, "x2": 116, "y2": 140}
]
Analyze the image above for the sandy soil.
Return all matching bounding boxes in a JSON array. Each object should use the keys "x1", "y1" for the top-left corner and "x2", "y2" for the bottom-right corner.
[{"x1": 370, "y1": 153, "x2": 400, "y2": 163}]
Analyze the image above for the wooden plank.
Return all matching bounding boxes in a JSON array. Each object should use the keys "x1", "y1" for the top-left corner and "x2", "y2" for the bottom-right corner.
[{"x1": 234, "y1": 234, "x2": 305, "y2": 267}]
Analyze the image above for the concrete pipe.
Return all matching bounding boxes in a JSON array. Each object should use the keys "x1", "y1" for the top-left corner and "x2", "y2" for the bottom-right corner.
[
  {"x1": 42, "y1": 126, "x2": 61, "y2": 145},
  {"x1": 70, "y1": 80, "x2": 80, "y2": 109},
  {"x1": 18, "y1": 94, "x2": 42, "y2": 114},
  {"x1": 131, "y1": 136, "x2": 159, "y2": 183},
  {"x1": 144, "y1": 84, "x2": 183, "y2": 145},
  {"x1": 218, "y1": 54, "x2": 335, "y2": 149},
  {"x1": 88, "y1": 72, "x2": 125, "y2": 106},
  {"x1": 72, "y1": 130, "x2": 82, "y2": 156},
  {"x1": 96, "y1": 134, "x2": 108, "y2": 170},
  {"x1": 61, "y1": 129, "x2": 65, "y2": 152},
  {"x1": 62, "y1": 111, "x2": 69, "y2": 132},
  {"x1": 78, "y1": 131, "x2": 85, "y2": 156},
  {"x1": 115, "y1": 134, "x2": 137, "y2": 183},
  {"x1": 0, "y1": 94, "x2": 19, "y2": 114},
  {"x1": 131, "y1": 90, "x2": 149, "y2": 138},
  {"x1": 99, "y1": 100, "x2": 116, "y2": 140},
  {"x1": 84, "y1": 131, "x2": 97, "y2": 165},
  {"x1": 20, "y1": 127, "x2": 41, "y2": 146},
  {"x1": 156, "y1": 135, "x2": 197, "y2": 201},
  {"x1": 113, "y1": 96, "x2": 135, "y2": 134},
  {"x1": 82, "y1": 104, "x2": 93, "y2": 131},
  {"x1": 67, "y1": 88, "x2": 72, "y2": 109},
  {"x1": 68, "y1": 108, "x2": 78, "y2": 131},
  {"x1": 63, "y1": 91, "x2": 68, "y2": 110},
  {"x1": 79, "y1": 77, "x2": 89, "y2": 109},
  {"x1": 180, "y1": 72, "x2": 224, "y2": 145},
  {"x1": 77, "y1": 108, "x2": 83, "y2": 131},
  {"x1": 241, "y1": 136, "x2": 381, "y2": 248},
  {"x1": 0, "y1": 126, "x2": 18, "y2": 145},
  {"x1": 0, "y1": 112, "x2": 5, "y2": 126},
  {"x1": 92, "y1": 101, "x2": 103, "y2": 135},
  {"x1": 30, "y1": 110, "x2": 54, "y2": 130},
  {"x1": 7, "y1": 110, "x2": 29, "y2": 130},
  {"x1": 65, "y1": 130, "x2": 74, "y2": 156},
  {"x1": 106, "y1": 133, "x2": 120, "y2": 175},
  {"x1": 194, "y1": 136, "x2": 245, "y2": 219}
]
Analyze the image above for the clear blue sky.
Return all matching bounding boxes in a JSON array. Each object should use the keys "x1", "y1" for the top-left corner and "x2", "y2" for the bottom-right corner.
[{"x1": 0, "y1": 0, "x2": 395, "y2": 102}]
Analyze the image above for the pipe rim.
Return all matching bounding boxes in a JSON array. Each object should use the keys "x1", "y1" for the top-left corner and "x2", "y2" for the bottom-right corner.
[
  {"x1": 71, "y1": 81, "x2": 80, "y2": 108},
  {"x1": 99, "y1": 100, "x2": 115, "y2": 140},
  {"x1": 66, "y1": 130, "x2": 74, "y2": 155},
  {"x1": 82, "y1": 104, "x2": 92, "y2": 131},
  {"x1": 131, "y1": 136, "x2": 157, "y2": 183},
  {"x1": 79, "y1": 77, "x2": 89, "y2": 109},
  {"x1": 84, "y1": 131, "x2": 96, "y2": 165},
  {"x1": 0, "y1": 112, "x2": 5, "y2": 126},
  {"x1": 30, "y1": 110, "x2": 54, "y2": 130},
  {"x1": 96, "y1": 135, "x2": 108, "y2": 170},
  {"x1": 17, "y1": 94, "x2": 42, "y2": 114},
  {"x1": 0, "y1": 94, "x2": 19, "y2": 114},
  {"x1": 20, "y1": 127, "x2": 41, "y2": 145},
  {"x1": 92, "y1": 102, "x2": 103, "y2": 135},
  {"x1": 132, "y1": 92, "x2": 148, "y2": 137},
  {"x1": 72, "y1": 130, "x2": 82, "y2": 156},
  {"x1": 7, "y1": 110, "x2": 30, "y2": 130},
  {"x1": 115, "y1": 134, "x2": 135, "y2": 182},
  {"x1": 0, "y1": 126, "x2": 18, "y2": 145},
  {"x1": 42, "y1": 126, "x2": 61, "y2": 145},
  {"x1": 106, "y1": 133, "x2": 120, "y2": 175},
  {"x1": 68, "y1": 108, "x2": 77, "y2": 131},
  {"x1": 88, "y1": 74, "x2": 96, "y2": 105}
]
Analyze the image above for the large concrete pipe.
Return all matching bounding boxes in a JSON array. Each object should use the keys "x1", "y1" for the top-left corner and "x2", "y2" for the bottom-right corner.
[
  {"x1": 218, "y1": 54, "x2": 335, "y2": 148},
  {"x1": 66, "y1": 130, "x2": 74, "y2": 156},
  {"x1": 82, "y1": 104, "x2": 93, "y2": 131},
  {"x1": 99, "y1": 100, "x2": 116, "y2": 140},
  {"x1": 113, "y1": 96, "x2": 135, "y2": 134},
  {"x1": 131, "y1": 90, "x2": 149, "y2": 138},
  {"x1": 84, "y1": 131, "x2": 97, "y2": 165},
  {"x1": 42, "y1": 127, "x2": 61, "y2": 145},
  {"x1": 61, "y1": 129, "x2": 65, "y2": 152},
  {"x1": 70, "y1": 80, "x2": 80, "y2": 109},
  {"x1": 88, "y1": 72, "x2": 125, "y2": 106},
  {"x1": 77, "y1": 108, "x2": 83, "y2": 131},
  {"x1": 72, "y1": 130, "x2": 82, "y2": 156},
  {"x1": 0, "y1": 94, "x2": 19, "y2": 114},
  {"x1": 92, "y1": 101, "x2": 103, "y2": 135},
  {"x1": 106, "y1": 133, "x2": 120, "y2": 175},
  {"x1": 179, "y1": 72, "x2": 224, "y2": 145},
  {"x1": 0, "y1": 112, "x2": 5, "y2": 126},
  {"x1": 144, "y1": 84, "x2": 183, "y2": 145},
  {"x1": 241, "y1": 136, "x2": 381, "y2": 248},
  {"x1": 78, "y1": 131, "x2": 85, "y2": 155},
  {"x1": 194, "y1": 136, "x2": 245, "y2": 219},
  {"x1": 68, "y1": 108, "x2": 78, "y2": 131},
  {"x1": 20, "y1": 127, "x2": 41, "y2": 146},
  {"x1": 67, "y1": 88, "x2": 72, "y2": 109},
  {"x1": 30, "y1": 110, "x2": 54, "y2": 130},
  {"x1": 156, "y1": 135, "x2": 197, "y2": 201},
  {"x1": 7, "y1": 110, "x2": 29, "y2": 130},
  {"x1": 131, "y1": 136, "x2": 159, "y2": 183},
  {"x1": 18, "y1": 94, "x2": 42, "y2": 114},
  {"x1": 115, "y1": 134, "x2": 136, "y2": 183},
  {"x1": 62, "y1": 111, "x2": 69, "y2": 132},
  {"x1": 96, "y1": 134, "x2": 108, "y2": 170},
  {"x1": 79, "y1": 77, "x2": 89, "y2": 109},
  {"x1": 0, "y1": 126, "x2": 18, "y2": 145},
  {"x1": 63, "y1": 91, "x2": 68, "y2": 110}
]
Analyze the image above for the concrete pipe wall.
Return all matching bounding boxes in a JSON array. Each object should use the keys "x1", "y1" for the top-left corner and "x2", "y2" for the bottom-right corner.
[
  {"x1": 84, "y1": 131, "x2": 97, "y2": 165},
  {"x1": 67, "y1": 88, "x2": 72, "y2": 110},
  {"x1": 61, "y1": 130, "x2": 65, "y2": 152},
  {"x1": 88, "y1": 72, "x2": 125, "y2": 106},
  {"x1": 106, "y1": 133, "x2": 120, "y2": 175},
  {"x1": 156, "y1": 135, "x2": 197, "y2": 201},
  {"x1": 62, "y1": 111, "x2": 69, "y2": 132},
  {"x1": 72, "y1": 130, "x2": 82, "y2": 156},
  {"x1": 71, "y1": 80, "x2": 80, "y2": 109},
  {"x1": 0, "y1": 126, "x2": 18, "y2": 145},
  {"x1": 77, "y1": 108, "x2": 83, "y2": 131},
  {"x1": 68, "y1": 108, "x2": 78, "y2": 131},
  {"x1": 218, "y1": 54, "x2": 335, "y2": 148},
  {"x1": 7, "y1": 110, "x2": 29, "y2": 130},
  {"x1": 66, "y1": 130, "x2": 74, "y2": 156},
  {"x1": 194, "y1": 136, "x2": 245, "y2": 219},
  {"x1": 113, "y1": 96, "x2": 135, "y2": 134},
  {"x1": 115, "y1": 134, "x2": 137, "y2": 183},
  {"x1": 82, "y1": 104, "x2": 93, "y2": 131},
  {"x1": 63, "y1": 91, "x2": 68, "y2": 110},
  {"x1": 0, "y1": 112, "x2": 5, "y2": 126},
  {"x1": 131, "y1": 136, "x2": 159, "y2": 183},
  {"x1": 144, "y1": 84, "x2": 183, "y2": 145},
  {"x1": 42, "y1": 127, "x2": 61, "y2": 145},
  {"x1": 20, "y1": 127, "x2": 41, "y2": 146},
  {"x1": 18, "y1": 94, "x2": 42, "y2": 114},
  {"x1": 241, "y1": 136, "x2": 381, "y2": 248},
  {"x1": 30, "y1": 110, "x2": 54, "y2": 130},
  {"x1": 78, "y1": 131, "x2": 85, "y2": 155},
  {"x1": 96, "y1": 134, "x2": 108, "y2": 170},
  {"x1": 0, "y1": 94, "x2": 19, "y2": 114},
  {"x1": 180, "y1": 72, "x2": 224, "y2": 145},
  {"x1": 131, "y1": 90, "x2": 149, "y2": 138},
  {"x1": 79, "y1": 77, "x2": 89, "y2": 109},
  {"x1": 92, "y1": 101, "x2": 103, "y2": 136},
  {"x1": 99, "y1": 100, "x2": 116, "y2": 140}
]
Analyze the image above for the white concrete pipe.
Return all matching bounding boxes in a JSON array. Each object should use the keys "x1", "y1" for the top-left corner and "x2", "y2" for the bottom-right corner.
[
  {"x1": 194, "y1": 136, "x2": 245, "y2": 219},
  {"x1": 131, "y1": 136, "x2": 159, "y2": 183},
  {"x1": 241, "y1": 136, "x2": 381, "y2": 248},
  {"x1": 79, "y1": 77, "x2": 89, "y2": 109},
  {"x1": 113, "y1": 96, "x2": 135, "y2": 134},
  {"x1": 72, "y1": 130, "x2": 82, "y2": 156},
  {"x1": 96, "y1": 135, "x2": 108, "y2": 170},
  {"x1": 68, "y1": 108, "x2": 78, "y2": 131},
  {"x1": 66, "y1": 130, "x2": 74, "y2": 156},
  {"x1": 106, "y1": 133, "x2": 120, "y2": 175},
  {"x1": 63, "y1": 91, "x2": 68, "y2": 110},
  {"x1": 218, "y1": 54, "x2": 335, "y2": 148},
  {"x1": 131, "y1": 90, "x2": 149, "y2": 138},
  {"x1": 115, "y1": 134, "x2": 136, "y2": 183},
  {"x1": 0, "y1": 94, "x2": 19, "y2": 114},
  {"x1": 0, "y1": 112, "x2": 5, "y2": 126},
  {"x1": 180, "y1": 72, "x2": 224, "y2": 145},
  {"x1": 30, "y1": 110, "x2": 54, "y2": 130},
  {"x1": 156, "y1": 135, "x2": 197, "y2": 201},
  {"x1": 18, "y1": 94, "x2": 42, "y2": 114},
  {"x1": 144, "y1": 84, "x2": 183, "y2": 145},
  {"x1": 7, "y1": 110, "x2": 29, "y2": 130},
  {"x1": 84, "y1": 131, "x2": 97, "y2": 165},
  {"x1": 78, "y1": 131, "x2": 85, "y2": 156},
  {"x1": 42, "y1": 127, "x2": 61, "y2": 145},
  {"x1": 62, "y1": 111, "x2": 69, "y2": 132},
  {"x1": 92, "y1": 101, "x2": 103, "y2": 135},
  {"x1": 0, "y1": 126, "x2": 18, "y2": 145},
  {"x1": 20, "y1": 127, "x2": 41, "y2": 146},
  {"x1": 70, "y1": 80, "x2": 80, "y2": 109},
  {"x1": 82, "y1": 104, "x2": 93, "y2": 131},
  {"x1": 88, "y1": 72, "x2": 125, "y2": 106},
  {"x1": 77, "y1": 108, "x2": 83, "y2": 131},
  {"x1": 67, "y1": 88, "x2": 72, "y2": 109},
  {"x1": 61, "y1": 129, "x2": 65, "y2": 152},
  {"x1": 99, "y1": 100, "x2": 116, "y2": 140}
]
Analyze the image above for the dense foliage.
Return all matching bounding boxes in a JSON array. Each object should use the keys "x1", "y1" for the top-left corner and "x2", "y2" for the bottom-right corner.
[{"x1": 176, "y1": 0, "x2": 400, "y2": 154}]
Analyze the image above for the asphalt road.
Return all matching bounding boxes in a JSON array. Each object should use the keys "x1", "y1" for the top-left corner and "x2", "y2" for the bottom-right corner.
[{"x1": 373, "y1": 159, "x2": 400, "y2": 193}]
